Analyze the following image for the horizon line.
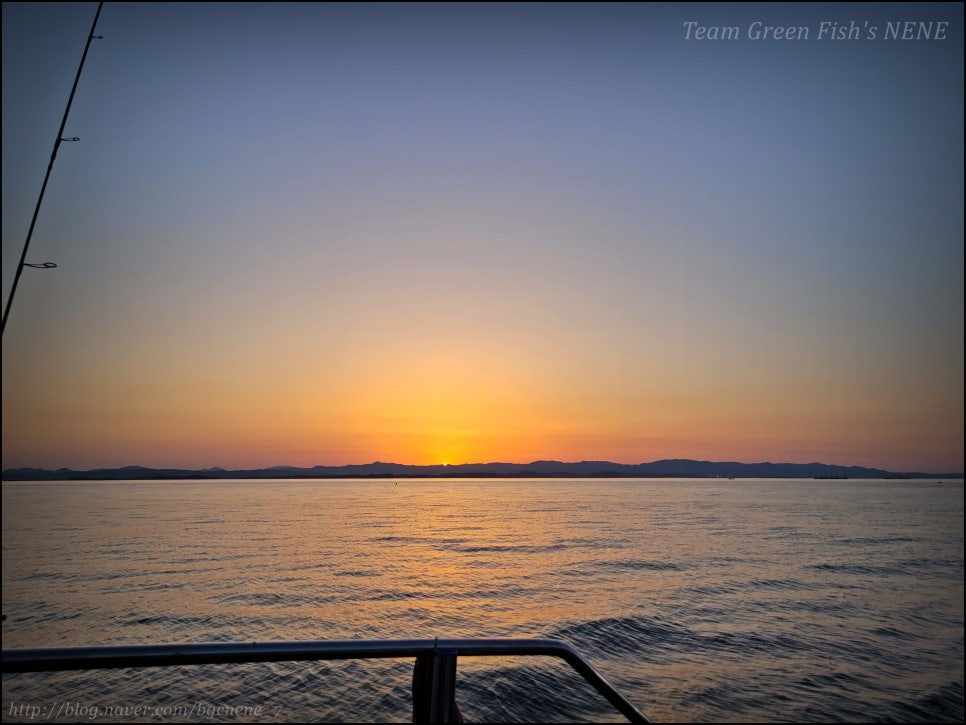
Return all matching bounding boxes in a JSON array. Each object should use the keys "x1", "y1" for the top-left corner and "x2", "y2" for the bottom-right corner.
[{"x1": 3, "y1": 458, "x2": 963, "y2": 478}]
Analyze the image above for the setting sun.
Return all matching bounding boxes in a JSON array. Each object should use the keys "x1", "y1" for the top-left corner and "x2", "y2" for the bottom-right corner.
[
  {"x1": 0, "y1": 5, "x2": 961, "y2": 723},
  {"x1": 1, "y1": 3, "x2": 961, "y2": 476}
]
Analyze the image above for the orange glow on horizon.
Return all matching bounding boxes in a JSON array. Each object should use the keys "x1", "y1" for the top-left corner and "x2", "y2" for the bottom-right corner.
[{"x1": 3, "y1": 306, "x2": 962, "y2": 473}]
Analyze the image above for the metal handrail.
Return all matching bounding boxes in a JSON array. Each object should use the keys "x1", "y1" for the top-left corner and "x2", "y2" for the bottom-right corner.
[{"x1": 2, "y1": 637, "x2": 650, "y2": 723}]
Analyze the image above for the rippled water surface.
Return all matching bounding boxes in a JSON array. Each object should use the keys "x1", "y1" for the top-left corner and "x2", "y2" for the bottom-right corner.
[{"x1": 2, "y1": 478, "x2": 963, "y2": 722}]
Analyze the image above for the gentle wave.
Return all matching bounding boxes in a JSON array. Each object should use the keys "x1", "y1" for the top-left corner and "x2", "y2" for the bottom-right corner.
[{"x1": 2, "y1": 478, "x2": 962, "y2": 723}]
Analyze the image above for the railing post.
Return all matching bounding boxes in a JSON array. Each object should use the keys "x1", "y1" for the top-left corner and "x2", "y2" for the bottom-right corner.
[{"x1": 412, "y1": 649, "x2": 460, "y2": 723}]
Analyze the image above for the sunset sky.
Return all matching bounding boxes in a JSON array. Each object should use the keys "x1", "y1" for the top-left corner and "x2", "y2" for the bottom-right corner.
[{"x1": 2, "y1": 3, "x2": 963, "y2": 474}]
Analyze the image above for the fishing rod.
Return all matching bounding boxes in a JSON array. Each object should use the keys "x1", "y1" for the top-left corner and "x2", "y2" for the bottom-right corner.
[{"x1": 2, "y1": 1, "x2": 104, "y2": 337}]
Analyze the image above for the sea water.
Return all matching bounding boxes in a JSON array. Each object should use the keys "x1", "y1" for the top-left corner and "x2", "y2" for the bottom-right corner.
[{"x1": 2, "y1": 478, "x2": 963, "y2": 722}]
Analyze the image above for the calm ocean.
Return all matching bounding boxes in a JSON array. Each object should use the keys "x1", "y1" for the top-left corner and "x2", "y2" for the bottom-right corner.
[{"x1": 2, "y1": 478, "x2": 963, "y2": 723}]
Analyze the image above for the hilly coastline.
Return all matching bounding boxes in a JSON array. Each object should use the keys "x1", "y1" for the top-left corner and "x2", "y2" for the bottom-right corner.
[{"x1": 2, "y1": 459, "x2": 961, "y2": 481}]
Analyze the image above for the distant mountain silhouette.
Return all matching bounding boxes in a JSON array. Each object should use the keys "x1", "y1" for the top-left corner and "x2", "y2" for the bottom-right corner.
[{"x1": 2, "y1": 459, "x2": 961, "y2": 480}]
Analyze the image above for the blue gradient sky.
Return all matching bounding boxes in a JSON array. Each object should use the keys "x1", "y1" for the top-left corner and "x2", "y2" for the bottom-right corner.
[{"x1": 2, "y1": 3, "x2": 963, "y2": 473}]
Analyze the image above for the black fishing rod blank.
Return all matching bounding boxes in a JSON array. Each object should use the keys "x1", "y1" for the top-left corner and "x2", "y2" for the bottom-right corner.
[{"x1": 2, "y1": 2, "x2": 104, "y2": 336}]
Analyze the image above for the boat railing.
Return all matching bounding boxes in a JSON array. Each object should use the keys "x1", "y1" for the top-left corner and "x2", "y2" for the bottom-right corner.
[{"x1": 2, "y1": 637, "x2": 650, "y2": 723}]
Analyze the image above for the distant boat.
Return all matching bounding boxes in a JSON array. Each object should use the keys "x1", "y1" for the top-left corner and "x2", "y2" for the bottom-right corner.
[{"x1": 814, "y1": 475, "x2": 848, "y2": 479}]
